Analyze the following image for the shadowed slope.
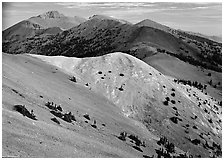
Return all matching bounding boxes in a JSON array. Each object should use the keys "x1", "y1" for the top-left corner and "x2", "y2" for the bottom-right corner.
[{"x1": 3, "y1": 15, "x2": 221, "y2": 73}]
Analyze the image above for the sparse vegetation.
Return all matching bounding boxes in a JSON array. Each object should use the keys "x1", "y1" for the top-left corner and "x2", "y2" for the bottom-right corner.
[
  {"x1": 13, "y1": 105, "x2": 37, "y2": 120},
  {"x1": 83, "y1": 114, "x2": 90, "y2": 120},
  {"x1": 45, "y1": 101, "x2": 75, "y2": 123},
  {"x1": 171, "y1": 100, "x2": 176, "y2": 104},
  {"x1": 69, "y1": 76, "x2": 77, "y2": 83},
  {"x1": 163, "y1": 101, "x2": 169, "y2": 106},
  {"x1": 170, "y1": 116, "x2": 182, "y2": 124},
  {"x1": 174, "y1": 79, "x2": 206, "y2": 91},
  {"x1": 117, "y1": 132, "x2": 127, "y2": 141},
  {"x1": 51, "y1": 117, "x2": 60, "y2": 124}
]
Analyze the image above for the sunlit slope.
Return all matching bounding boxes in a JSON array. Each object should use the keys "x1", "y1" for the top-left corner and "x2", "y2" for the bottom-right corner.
[
  {"x1": 3, "y1": 53, "x2": 161, "y2": 157},
  {"x1": 33, "y1": 52, "x2": 222, "y2": 157}
]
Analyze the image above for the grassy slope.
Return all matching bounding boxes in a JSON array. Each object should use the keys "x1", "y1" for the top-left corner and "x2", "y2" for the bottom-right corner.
[
  {"x1": 144, "y1": 53, "x2": 222, "y2": 101},
  {"x1": 2, "y1": 53, "x2": 222, "y2": 158},
  {"x1": 33, "y1": 53, "x2": 222, "y2": 158},
  {"x1": 2, "y1": 53, "x2": 160, "y2": 158}
]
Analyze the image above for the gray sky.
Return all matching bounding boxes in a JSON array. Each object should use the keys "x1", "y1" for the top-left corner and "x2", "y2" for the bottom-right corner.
[{"x1": 2, "y1": 2, "x2": 222, "y2": 36}]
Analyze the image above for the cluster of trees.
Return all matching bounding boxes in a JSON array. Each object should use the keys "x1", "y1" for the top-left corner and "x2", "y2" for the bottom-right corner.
[
  {"x1": 157, "y1": 136, "x2": 175, "y2": 153},
  {"x1": 45, "y1": 101, "x2": 62, "y2": 112},
  {"x1": 202, "y1": 140, "x2": 222, "y2": 157},
  {"x1": 117, "y1": 131, "x2": 146, "y2": 147},
  {"x1": 117, "y1": 131, "x2": 146, "y2": 153},
  {"x1": 174, "y1": 79, "x2": 207, "y2": 91},
  {"x1": 13, "y1": 104, "x2": 37, "y2": 120},
  {"x1": 45, "y1": 101, "x2": 76, "y2": 123},
  {"x1": 156, "y1": 136, "x2": 194, "y2": 158}
]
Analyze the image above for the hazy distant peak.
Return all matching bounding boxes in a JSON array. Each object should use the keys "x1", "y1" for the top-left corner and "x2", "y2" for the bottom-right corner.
[
  {"x1": 37, "y1": 11, "x2": 65, "y2": 19},
  {"x1": 139, "y1": 19, "x2": 157, "y2": 23},
  {"x1": 89, "y1": 14, "x2": 113, "y2": 20},
  {"x1": 89, "y1": 14, "x2": 131, "y2": 24},
  {"x1": 136, "y1": 19, "x2": 172, "y2": 32},
  {"x1": 73, "y1": 16, "x2": 87, "y2": 23}
]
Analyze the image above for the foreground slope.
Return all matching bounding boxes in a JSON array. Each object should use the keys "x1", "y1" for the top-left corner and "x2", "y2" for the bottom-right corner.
[
  {"x1": 3, "y1": 52, "x2": 163, "y2": 157},
  {"x1": 32, "y1": 52, "x2": 222, "y2": 157}
]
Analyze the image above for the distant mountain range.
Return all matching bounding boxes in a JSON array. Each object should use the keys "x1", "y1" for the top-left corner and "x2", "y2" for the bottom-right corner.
[
  {"x1": 3, "y1": 11, "x2": 86, "y2": 41},
  {"x1": 2, "y1": 11, "x2": 222, "y2": 73}
]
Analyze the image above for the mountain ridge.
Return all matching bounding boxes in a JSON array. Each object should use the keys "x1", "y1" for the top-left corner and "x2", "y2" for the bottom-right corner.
[
  {"x1": 3, "y1": 14, "x2": 221, "y2": 73},
  {"x1": 2, "y1": 11, "x2": 86, "y2": 42}
]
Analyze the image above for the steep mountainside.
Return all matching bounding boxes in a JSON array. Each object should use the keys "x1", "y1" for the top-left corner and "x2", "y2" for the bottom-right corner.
[
  {"x1": 3, "y1": 52, "x2": 222, "y2": 157},
  {"x1": 3, "y1": 15, "x2": 221, "y2": 73},
  {"x1": 143, "y1": 52, "x2": 222, "y2": 101},
  {"x1": 2, "y1": 11, "x2": 86, "y2": 42},
  {"x1": 181, "y1": 30, "x2": 222, "y2": 43},
  {"x1": 32, "y1": 52, "x2": 222, "y2": 157},
  {"x1": 137, "y1": 19, "x2": 221, "y2": 44}
]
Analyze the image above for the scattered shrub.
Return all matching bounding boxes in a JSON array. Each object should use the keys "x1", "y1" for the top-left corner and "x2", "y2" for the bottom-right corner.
[
  {"x1": 51, "y1": 117, "x2": 60, "y2": 124},
  {"x1": 171, "y1": 100, "x2": 176, "y2": 104},
  {"x1": 132, "y1": 146, "x2": 143, "y2": 152},
  {"x1": 208, "y1": 118, "x2": 213, "y2": 123},
  {"x1": 165, "y1": 97, "x2": 170, "y2": 101},
  {"x1": 62, "y1": 112, "x2": 76, "y2": 123},
  {"x1": 191, "y1": 139, "x2": 201, "y2": 145},
  {"x1": 91, "y1": 120, "x2": 97, "y2": 128},
  {"x1": 50, "y1": 110, "x2": 63, "y2": 118},
  {"x1": 70, "y1": 76, "x2": 77, "y2": 83},
  {"x1": 56, "y1": 105, "x2": 63, "y2": 112},
  {"x1": 170, "y1": 117, "x2": 178, "y2": 124},
  {"x1": 13, "y1": 105, "x2": 37, "y2": 120},
  {"x1": 118, "y1": 132, "x2": 127, "y2": 141},
  {"x1": 163, "y1": 101, "x2": 169, "y2": 106},
  {"x1": 172, "y1": 107, "x2": 177, "y2": 110},
  {"x1": 192, "y1": 125, "x2": 198, "y2": 129},
  {"x1": 118, "y1": 87, "x2": 124, "y2": 91},
  {"x1": 83, "y1": 114, "x2": 90, "y2": 120},
  {"x1": 128, "y1": 134, "x2": 142, "y2": 146}
]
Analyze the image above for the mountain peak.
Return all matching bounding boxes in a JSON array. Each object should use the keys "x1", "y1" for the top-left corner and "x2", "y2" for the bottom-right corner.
[
  {"x1": 89, "y1": 14, "x2": 132, "y2": 24},
  {"x1": 38, "y1": 11, "x2": 65, "y2": 19},
  {"x1": 89, "y1": 14, "x2": 113, "y2": 20},
  {"x1": 137, "y1": 19, "x2": 164, "y2": 26},
  {"x1": 136, "y1": 19, "x2": 172, "y2": 32}
]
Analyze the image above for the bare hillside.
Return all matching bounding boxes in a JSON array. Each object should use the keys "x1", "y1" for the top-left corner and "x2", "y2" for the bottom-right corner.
[{"x1": 3, "y1": 52, "x2": 218, "y2": 158}]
